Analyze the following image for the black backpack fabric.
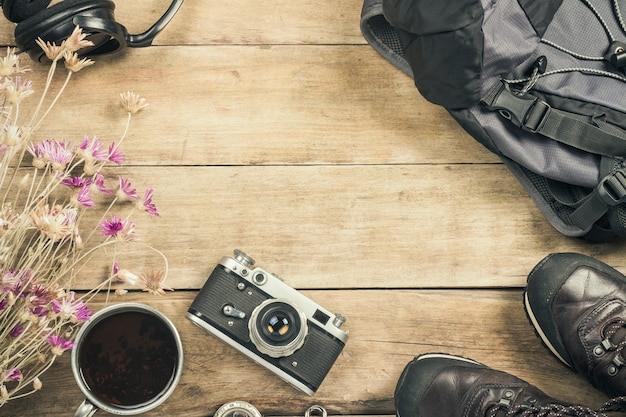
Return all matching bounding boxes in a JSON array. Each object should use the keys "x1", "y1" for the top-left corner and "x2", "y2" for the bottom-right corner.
[{"x1": 360, "y1": 0, "x2": 626, "y2": 241}]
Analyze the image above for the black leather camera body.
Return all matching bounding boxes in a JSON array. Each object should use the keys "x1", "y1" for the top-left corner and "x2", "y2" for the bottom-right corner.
[{"x1": 187, "y1": 250, "x2": 349, "y2": 395}]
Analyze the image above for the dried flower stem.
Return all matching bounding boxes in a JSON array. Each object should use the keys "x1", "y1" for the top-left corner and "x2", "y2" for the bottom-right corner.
[
  {"x1": 27, "y1": 59, "x2": 59, "y2": 128},
  {"x1": 0, "y1": 28, "x2": 168, "y2": 406},
  {"x1": 31, "y1": 71, "x2": 72, "y2": 132}
]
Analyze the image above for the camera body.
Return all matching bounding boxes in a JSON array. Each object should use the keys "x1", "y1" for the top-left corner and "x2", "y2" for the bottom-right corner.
[{"x1": 187, "y1": 250, "x2": 349, "y2": 395}]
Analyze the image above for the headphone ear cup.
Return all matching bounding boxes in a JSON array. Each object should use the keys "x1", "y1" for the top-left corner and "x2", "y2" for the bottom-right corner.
[
  {"x1": 15, "y1": 0, "x2": 127, "y2": 61},
  {"x1": 3, "y1": 0, "x2": 51, "y2": 22}
]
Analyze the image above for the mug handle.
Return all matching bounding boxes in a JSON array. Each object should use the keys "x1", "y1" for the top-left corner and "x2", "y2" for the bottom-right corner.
[{"x1": 74, "y1": 399, "x2": 98, "y2": 417}]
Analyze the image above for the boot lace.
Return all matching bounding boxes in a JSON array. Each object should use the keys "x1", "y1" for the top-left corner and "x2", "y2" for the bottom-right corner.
[
  {"x1": 486, "y1": 396, "x2": 626, "y2": 417},
  {"x1": 599, "y1": 318, "x2": 626, "y2": 363},
  {"x1": 591, "y1": 317, "x2": 626, "y2": 383}
]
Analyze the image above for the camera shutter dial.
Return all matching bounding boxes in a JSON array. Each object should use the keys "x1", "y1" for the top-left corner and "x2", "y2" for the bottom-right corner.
[{"x1": 233, "y1": 249, "x2": 255, "y2": 267}]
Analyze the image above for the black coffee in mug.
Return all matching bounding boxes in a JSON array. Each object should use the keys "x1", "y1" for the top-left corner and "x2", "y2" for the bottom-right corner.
[{"x1": 78, "y1": 310, "x2": 179, "y2": 408}]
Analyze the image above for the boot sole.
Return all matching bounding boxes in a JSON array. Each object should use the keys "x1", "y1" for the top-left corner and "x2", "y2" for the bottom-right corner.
[
  {"x1": 415, "y1": 352, "x2": 483, "y2": 365},
  {"x1": 523, "y1": 291, "x2": 571, "y2": 367}
]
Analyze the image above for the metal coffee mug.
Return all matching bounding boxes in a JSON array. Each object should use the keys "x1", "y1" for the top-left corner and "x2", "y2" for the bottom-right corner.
[{"x1": 71, "y1": 303, "x2": 184, "y2": 416}]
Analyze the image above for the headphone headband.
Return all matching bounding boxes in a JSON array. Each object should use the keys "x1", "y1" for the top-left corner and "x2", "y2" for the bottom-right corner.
[
  {"x1": 2, "y1": 0, "x2": 51, "y2": 22},
  {"x1": 128, "y1": 0, "x2": 184, "y2": 47},
  {"x1": 4, "y1": 0, "x2": 185, "y2": 61}
]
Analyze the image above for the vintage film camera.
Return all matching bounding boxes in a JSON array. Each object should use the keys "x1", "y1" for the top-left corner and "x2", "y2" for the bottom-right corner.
[{"x1": 187, "y1": 250, "x2": 349, "y2": 395}]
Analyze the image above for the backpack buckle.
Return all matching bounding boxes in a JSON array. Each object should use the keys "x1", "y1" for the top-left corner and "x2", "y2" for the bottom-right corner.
[
  {"x1": 483, "y1": 81, "x2": 550, "y2": 133},
  {"x1": 597, "y1": 170, "x2": 626, "y2": 207},
  {"x1": 523, "y1": 100, "x2": 550, "y2": 133}
]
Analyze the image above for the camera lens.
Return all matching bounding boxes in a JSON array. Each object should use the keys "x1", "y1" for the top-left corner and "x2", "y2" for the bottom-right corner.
[
  {"x1": 249, "y1": 299, "x2": 307, "y2": 358},
  {"x1": 262, "y1": 306, "x2": 297, "y2": 342}
]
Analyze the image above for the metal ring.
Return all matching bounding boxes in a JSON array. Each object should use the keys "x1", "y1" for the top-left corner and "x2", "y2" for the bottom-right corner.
[
  {"x1": 215, "y1": 401, "x2": 262, "y2": 417},
  {"x1": 305, "y1": 405, "x2": 327, "y2": 417}
]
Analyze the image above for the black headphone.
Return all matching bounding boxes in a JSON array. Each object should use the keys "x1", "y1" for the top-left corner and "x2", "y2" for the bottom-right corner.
[{"x1": 1, "y1": 0, "x2": 184, "y2": 61}]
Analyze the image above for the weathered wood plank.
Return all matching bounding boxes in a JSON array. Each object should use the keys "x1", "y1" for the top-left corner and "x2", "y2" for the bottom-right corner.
[
  {"x1": 0, "y1": 0, "x2": 366, "y2": 47},
  {"x1": 0, "y1": 290, "x2": 610, "y2": 417},
  {"x1": 54, "y1": 164, "x2": 624, "y2": 291},
  {"x1": 0, "y1": 3, "x2": 623, "y2": 417},
  {"x1": 12, "y1": 45, "x2": 494, "y2": 167}
]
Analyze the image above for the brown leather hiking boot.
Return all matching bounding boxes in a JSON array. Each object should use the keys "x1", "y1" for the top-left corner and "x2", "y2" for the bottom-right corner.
[
  {"x1": 395, "y1": 353, "x2": 623, "y2": 417},
  {"x1": 525, "y1": 253, "x2": 626, "y2": 398}
]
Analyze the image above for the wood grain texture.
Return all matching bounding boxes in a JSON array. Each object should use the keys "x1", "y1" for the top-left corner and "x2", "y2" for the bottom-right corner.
[
  {"x1": 17, "y1": 46, "x2": 494, "y2": 167},
  {"x1": 0, "y1": 0, "x2": 624, "y2": 415},
  {"x1": 35, "y1": 164, "x2": 626, "y2": 291},
  {"x1": 0, "y1": 0, "x2": 367, "y2": 46},
  {"x1": 0, "y1": 291, "x2": 612, "y2": 417}
]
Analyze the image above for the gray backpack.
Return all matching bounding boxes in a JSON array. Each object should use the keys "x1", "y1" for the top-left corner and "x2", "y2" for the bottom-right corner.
[{"x1": 361, "y1": 0, "x2": 626, "y2": 241}]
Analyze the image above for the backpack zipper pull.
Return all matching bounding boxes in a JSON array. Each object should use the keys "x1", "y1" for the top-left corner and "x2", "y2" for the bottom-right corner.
[
  {"x1": 532, "y1": 55, "x2": 548, "y2": 74},
  {"x1": 605, "y1": 41, "x2": 626, "y2": 73},
  {"x1": 521, "y1": 56, "x2": 547, "y2": 93}
]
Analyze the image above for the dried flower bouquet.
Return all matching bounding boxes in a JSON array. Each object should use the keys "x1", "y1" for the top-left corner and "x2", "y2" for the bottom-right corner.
[{"x1": 0, "y1": 27, "x2": 170, "y2": 406}]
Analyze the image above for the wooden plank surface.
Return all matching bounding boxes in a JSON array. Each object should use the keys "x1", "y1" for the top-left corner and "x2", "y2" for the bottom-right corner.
[
  {"x1": 0, "y1": 0, "x2": 624, "y2": 416},
  {"x1": 0, "y1": 0, "x2": 367, "y2": 46},
  {"x1": 0, "y1": 291, "x2": 613, "y2": 417},
  {"x1": 45, "y1": 164, "x2": 626, "y2": 291},
  {"x1": 24, "y1": 46, "x2": 495, "y2": 167}
]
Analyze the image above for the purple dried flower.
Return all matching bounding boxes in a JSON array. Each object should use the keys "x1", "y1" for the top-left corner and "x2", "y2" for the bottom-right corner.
[
  {"x1": 2, "y1": 368, "x2": 23, "y2": 382},
  {"x1": 78, "y1": 135, "x2": 108, "y2": 162},
  {"x1": 9, "y1": 325, "x2": 24, "y2": 338},
  {"x1": 61, "y1": 176, "x2": 89, "y2": 189},
  {"x1": 46, "y1": 334, "x2": 75, "y2": 356},
  {"x1": 108, "y1": 142, "x2": 125, "y2": 165},
  {"x1": 116, "y1": 176, "x2": 138, "y2": 200},
  {"x1": 51, "y1": 292, "x2": 93, "y2": 322},
  {"x1": 140, "y1": 188, "x2": 160, "y2": 218},
  {"x1": 99, "y1": 214, "x2": 136, "y2": 241}
]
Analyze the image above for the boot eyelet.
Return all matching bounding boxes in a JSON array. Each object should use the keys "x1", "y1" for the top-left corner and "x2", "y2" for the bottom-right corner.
[
  {"x1": 520, "y1": 397, "x2": 538, "y2": 410},
  {"x1": 497, "y1": 390, "x2": 515, "y2": 406},
  {"x1": 609, "y1": 365, "x2": 619, "y2": 376},
  {"x1": 602, "y1": 338, "x2": 616, "y2": 350},
  {"x1": 594, "y1": 345, "x2": 605, "y2": 356}
]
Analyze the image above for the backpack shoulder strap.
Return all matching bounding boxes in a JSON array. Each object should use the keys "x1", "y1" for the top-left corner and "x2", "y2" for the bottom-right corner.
[
  {"x1": 547, "y1": 157, "x2": 626, "y2": 234},
  {"x1": 359, "y1": 0, "x2": 413, "y2": 77}
]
